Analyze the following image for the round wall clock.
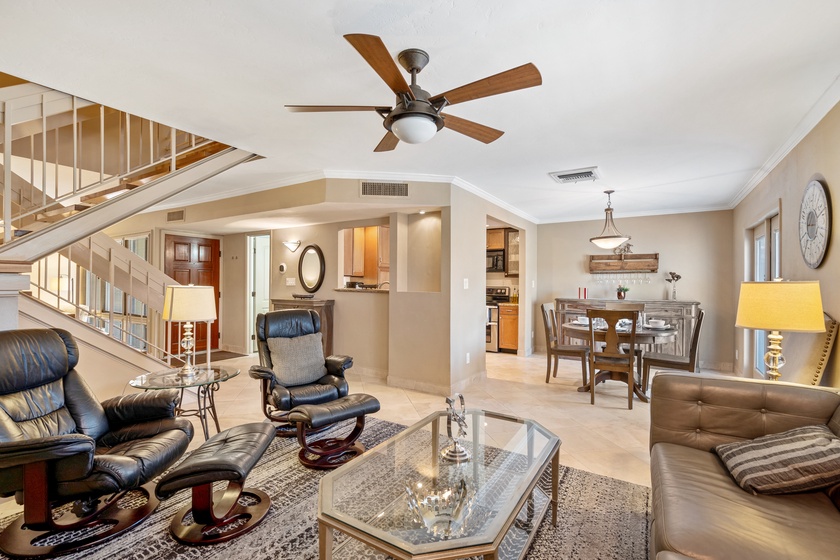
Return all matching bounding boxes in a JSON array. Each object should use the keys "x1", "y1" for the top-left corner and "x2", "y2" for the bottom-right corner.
[{"x1": 799, "y1": 180, "x2": 831, "y2": 269}]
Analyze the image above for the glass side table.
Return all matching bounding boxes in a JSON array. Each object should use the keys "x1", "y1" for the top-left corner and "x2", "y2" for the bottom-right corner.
[{"x1": 129, "y1": 366, "x2": 239, "y2": 440}]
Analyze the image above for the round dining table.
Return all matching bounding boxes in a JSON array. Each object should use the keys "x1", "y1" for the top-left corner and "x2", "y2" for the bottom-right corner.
[{"x1": 562, "y1": 322, "x2": 678, "y2": 403}]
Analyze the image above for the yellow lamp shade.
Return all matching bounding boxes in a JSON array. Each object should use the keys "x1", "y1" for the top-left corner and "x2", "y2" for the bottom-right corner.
[
  {"x1": 162, "y1": 285, "x2": 217, "y2": 322},
  {"x1": 735, "y1": 281, "x2": 824, "y2": 333}
]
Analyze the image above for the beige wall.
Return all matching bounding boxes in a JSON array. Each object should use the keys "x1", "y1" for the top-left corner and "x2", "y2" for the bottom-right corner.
[
  {"x1": 733, "y1": 100, "x2": 840, "y2": 386},
  {"x1": 221, "y1": 232, "x2": 250, "y2": 354},
  {"x1": 269, "y1": 221, "x2": 391, "y2": 380},
  {"x1": 406, "y1": 212, "x2": 442, "y2": 292},
  {"x1": 537, "y1": 210, "x2": 735, "y2": 371}
]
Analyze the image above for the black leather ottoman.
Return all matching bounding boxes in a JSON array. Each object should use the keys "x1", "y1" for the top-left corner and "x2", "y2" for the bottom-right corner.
[
  {"x1": 288, "y1": 393, "x2": 380, "y2": 469},
  {"x1": 156, "y1": 422, "x2": 275, "y2": 545}
]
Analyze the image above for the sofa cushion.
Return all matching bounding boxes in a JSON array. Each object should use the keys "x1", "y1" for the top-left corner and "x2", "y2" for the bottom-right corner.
[
  {"x1": 267, "y1": 333, "x2": 327, "y2": 386},
  {"x1": 715, "y1": 425, "x2": 840, "y2": 494},
  {"x1": 651, "y1": 442, "x2": 840, "y2": 559}
]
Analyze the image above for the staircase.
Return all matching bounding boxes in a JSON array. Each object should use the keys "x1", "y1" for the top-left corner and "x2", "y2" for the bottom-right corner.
[{"x1": 0, "y1": 73, "x2": 256, "y2": 360}]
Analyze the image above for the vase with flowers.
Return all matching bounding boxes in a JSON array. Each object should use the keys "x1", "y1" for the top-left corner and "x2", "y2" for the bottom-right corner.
[
  {"x1": 665, "y1": 272, "x2": 681, "y2": 300},
  {"x1": 617, "y1": 285, "x2": 630, "y2": 300}
]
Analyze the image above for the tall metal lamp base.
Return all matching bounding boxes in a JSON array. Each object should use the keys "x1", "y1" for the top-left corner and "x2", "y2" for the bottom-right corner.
[{"x1": 764, "y1": 330, "x2": 785, "y2": 381}]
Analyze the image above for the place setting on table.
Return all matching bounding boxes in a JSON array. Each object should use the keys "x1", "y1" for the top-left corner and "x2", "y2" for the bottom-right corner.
[{"x1": 562, "y1": 314, "x2": 678, "y2": 403}]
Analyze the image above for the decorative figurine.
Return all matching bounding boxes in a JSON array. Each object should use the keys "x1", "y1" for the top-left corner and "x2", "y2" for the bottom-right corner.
[{"x1": 441, "y1": 393, "x2": 470, "y2": 464}]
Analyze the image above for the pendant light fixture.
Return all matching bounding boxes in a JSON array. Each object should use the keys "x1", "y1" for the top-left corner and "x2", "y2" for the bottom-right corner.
[{"x1": 590, "y1": 190, "x2": 630, "y2": 249}]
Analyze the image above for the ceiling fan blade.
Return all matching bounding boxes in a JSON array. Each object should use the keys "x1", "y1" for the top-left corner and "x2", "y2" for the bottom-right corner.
[
  {"x1": 442, "y1": 114, "x2": 504, "y2": 144},
  {"x1": 285, "y1": 105, "x2": 391, "y2": 113},
  {"x1": 430, "y1": 63, "x2": 542, "y2": 106},
  {"x1": 344, "y1": 34, "x2": 414, "y2": 99},
  {"x1": 374, "y1": 131, "x2": 399, "y2": 152}
]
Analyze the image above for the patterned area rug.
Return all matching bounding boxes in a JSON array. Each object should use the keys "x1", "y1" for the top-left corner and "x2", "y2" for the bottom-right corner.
[{"x1": 0, "y1": 418, "x2": 650, "y2": 560}]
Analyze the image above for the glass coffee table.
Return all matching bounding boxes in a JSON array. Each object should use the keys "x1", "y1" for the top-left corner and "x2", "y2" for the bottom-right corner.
[
  {"x1": 318, "y1": 409, "x2": 560, "y2": 560},
  {"x1": 129, "y1": 366, "x2": 239, "y2": 440}
]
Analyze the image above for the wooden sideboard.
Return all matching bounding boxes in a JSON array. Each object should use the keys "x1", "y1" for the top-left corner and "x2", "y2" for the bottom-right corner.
[
  {"x1": 270, "y1": 298, "x2": 334, "y2": 356},
  {"x1": 555, "y1": 298, "x2": 701, "y2": 359}
]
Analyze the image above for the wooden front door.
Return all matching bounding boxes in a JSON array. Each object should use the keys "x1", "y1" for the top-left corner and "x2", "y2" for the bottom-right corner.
[{"x1": 164, "y1": 234, "x2": 220, "y2": 354}]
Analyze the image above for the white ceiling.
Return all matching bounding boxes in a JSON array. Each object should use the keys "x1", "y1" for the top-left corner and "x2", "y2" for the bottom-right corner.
[{"x1": 2, "y1": 0, "x2": 840, "y2": 227}]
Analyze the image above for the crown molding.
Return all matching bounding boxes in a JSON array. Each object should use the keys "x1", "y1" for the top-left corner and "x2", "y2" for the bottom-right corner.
[{"x1": 729, "y1": 73, "x2": 840, "y2": 208}]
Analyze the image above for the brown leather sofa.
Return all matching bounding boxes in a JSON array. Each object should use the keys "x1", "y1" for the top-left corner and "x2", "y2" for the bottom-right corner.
[{"x1": 649, "y1": 372, "x2": 840, "y2": 559}]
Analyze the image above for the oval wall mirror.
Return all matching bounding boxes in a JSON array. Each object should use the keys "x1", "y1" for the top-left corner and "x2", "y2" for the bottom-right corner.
[{"x1": 299, "y1": 244, "x2": 325, "y2": 293}]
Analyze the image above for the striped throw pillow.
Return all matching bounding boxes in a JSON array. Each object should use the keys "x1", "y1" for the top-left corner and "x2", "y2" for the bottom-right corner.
[{"x1": 715, "y1": 425, "x2": 840, "y2": 495}]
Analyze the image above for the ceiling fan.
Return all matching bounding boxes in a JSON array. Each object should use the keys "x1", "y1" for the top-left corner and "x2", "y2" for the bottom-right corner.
[{"x1": 286, "y1": 34, "x2": 542, "y2": 152}]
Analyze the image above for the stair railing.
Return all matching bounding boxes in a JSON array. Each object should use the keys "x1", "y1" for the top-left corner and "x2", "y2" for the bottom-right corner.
[{"x1": 1, "y1": 84, "x2": 212, "y2": 243}]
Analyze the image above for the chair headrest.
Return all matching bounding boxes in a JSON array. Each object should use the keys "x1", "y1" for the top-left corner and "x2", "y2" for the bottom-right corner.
[
  {"x1": 0, "y1": 329, "x2": 78, "y2": 395},
  {"x1": 256, "y1": 309, "x2": 321, "y2": 342}
]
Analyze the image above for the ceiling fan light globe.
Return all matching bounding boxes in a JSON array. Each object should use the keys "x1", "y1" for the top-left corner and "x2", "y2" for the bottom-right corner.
[{"x1": 391, "y1": 114, "x2": 437, "y2": 144}]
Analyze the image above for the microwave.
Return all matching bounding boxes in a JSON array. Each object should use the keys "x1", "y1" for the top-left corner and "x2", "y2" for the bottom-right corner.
[{"x1": 486, "y1": 249, "x2": 505, "y2": 272}]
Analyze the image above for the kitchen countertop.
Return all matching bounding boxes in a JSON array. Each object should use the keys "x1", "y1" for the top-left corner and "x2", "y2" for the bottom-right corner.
[
  {"x1": 498, "y1": 302, "x2": 519, "y2": 306},
  {"x1": 334, "y1": 288, "x2": 389, "y2": 294}
]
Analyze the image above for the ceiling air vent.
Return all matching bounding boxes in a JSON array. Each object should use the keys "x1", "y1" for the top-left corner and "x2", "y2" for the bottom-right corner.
[
  {"x1": 360, "y1": 181, "x2": 409, "y2": 197},
  {"x1": 166, "y1": 209, "x2": 186, "y2": 223},
  {"x1": 548, "y1": 166, "x2": 601, "y2": 184}
]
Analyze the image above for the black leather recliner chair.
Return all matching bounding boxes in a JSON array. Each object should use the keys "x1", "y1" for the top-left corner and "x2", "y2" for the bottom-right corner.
[
  {"x1": 0, "y1": 329, "x2": 194, "y2": 558},
  {"x1": 249, "y1": 309, "x2": 353, "y2": 435}
]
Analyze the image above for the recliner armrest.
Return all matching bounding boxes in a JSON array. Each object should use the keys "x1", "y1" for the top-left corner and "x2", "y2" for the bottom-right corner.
[
  {"x1": 0, "y1": 434, "x2": 94, "y2": 469},
  {"x1": 249, "y1": 365, "x2": 276, "y2": 381},
  {"x1": 316, "y1": 374, "x2": 349, "y2": 399},
  {"x1": 101, "y1": 390, "x2": 180, "y2": 429},
  {"x1": 326, "y1": 355, "x2": 353, "y2": 376}
]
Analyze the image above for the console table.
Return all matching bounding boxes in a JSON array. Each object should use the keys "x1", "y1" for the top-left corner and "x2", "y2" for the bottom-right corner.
[
  {"x1": 271, "y1": 298, "x2": 334, "y2": 356},
  {"x1": 555, "y1": 298, "x2": 701, "y2": 359}
]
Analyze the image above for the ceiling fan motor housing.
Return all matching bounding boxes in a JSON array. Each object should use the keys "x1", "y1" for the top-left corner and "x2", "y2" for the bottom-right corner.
[{"x1": 383, "y1": 85, "x2": 445, "y2": 137}]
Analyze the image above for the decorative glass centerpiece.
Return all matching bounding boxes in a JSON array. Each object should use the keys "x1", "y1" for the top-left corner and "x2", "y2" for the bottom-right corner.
[
  {"x1": 440, "y1": 393, "x2": 470, "y2": 464},
  {"x1": 405, "y1": 476, "x2": 475, "y2": 539}
]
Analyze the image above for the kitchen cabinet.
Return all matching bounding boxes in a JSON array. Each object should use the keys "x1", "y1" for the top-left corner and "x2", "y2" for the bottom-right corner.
[
  {"x1": 505, "y1": 228, "x2": 519, "y2": 277},
  {"x1": 343, "y1": 228, "x2": 365, "y2": 277},
  {"x1": 271, "y1": 298, "x2": 334, "y2": 356},
  {"x1": 554, "y1": 298, "x2": 700, "y2": 359},
  {"x1": 486, "y1": 229, "x2": 505, "y2": 250},
  {"x1": 377, "y1": 225, "x2": 390, "y2": 286},
  {"x1": 499, "y1": 304, "x2": 518, "y2": 352}
]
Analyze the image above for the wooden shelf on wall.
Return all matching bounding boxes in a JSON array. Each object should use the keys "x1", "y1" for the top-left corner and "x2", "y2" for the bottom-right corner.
[{"x1": 588, "y1": 253, "x2": 659, "y2": 274}]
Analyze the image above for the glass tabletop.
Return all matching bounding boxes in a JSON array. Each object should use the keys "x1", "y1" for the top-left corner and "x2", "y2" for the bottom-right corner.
[
  {"x1": 319, "y1": 409, "x2": 559, "y2": 556},
  {"x1": 129, "y1": 366, "x2": 239, "y2": 390}
]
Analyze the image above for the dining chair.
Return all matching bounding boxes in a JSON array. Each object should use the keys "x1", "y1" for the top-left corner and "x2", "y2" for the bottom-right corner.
[
  {"x1": 587, "y1": 308, "x2": 640, "y2": 409},
  {"x1": 641, "y1": 309, "x2": 705, "y2": 395},
  {"x1": 541, "y1": 303, "x2": 589, "y2": 385},
  {"x1": 606, "y1": 302, "x2": 646, "y2": 354}
]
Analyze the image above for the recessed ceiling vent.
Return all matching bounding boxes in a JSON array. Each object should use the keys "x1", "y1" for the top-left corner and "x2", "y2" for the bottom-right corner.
[
  {"x1": 360, "y1": 181, "x2": 409, "y2": 197},
  {"x1": 548, "y1": 166, "x2": 601, "y2": 184},
  {"x1": 166, "y1": 209, "x2": 186, "y2": 223}
]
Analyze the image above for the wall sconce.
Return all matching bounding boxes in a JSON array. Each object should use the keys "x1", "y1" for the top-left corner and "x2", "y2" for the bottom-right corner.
[{"x1": 282, "y1": 240, "x2": 301, "y2": 252}]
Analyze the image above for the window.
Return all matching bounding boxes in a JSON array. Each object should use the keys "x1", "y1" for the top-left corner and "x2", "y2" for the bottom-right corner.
[{"x1": 749, "y1": 213, "x2": 780, "y2": 377}]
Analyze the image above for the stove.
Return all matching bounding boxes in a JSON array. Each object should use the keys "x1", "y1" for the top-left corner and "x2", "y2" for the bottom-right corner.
[
  {"x1": 486, "y1": 286, "x2": 511, "y2": 305},
  {"x1": 486, "y1": 287, "x2": 509, "y2": 352}
]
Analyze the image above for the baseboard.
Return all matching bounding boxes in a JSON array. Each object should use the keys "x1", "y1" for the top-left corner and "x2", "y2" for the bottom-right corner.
[
  {"x1": 387, "y1": 375, "x2": 451, "y2": 396},
  {"x1": 345, "y1": 366, "x2": 387, "y2": 384},
  {"x1": 450, "y1": 370, "x2": 487, "y2": 394},
  {"x1": 221, "y1": 344, "x2": 249, "y2": 355},
  {"x1": 699, "y1": 361, "x2": 734, "y2": 373}
]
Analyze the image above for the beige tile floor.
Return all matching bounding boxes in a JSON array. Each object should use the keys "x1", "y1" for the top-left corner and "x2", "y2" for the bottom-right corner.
[
  {"x1": 0, "y1": 350, "x2": 659, "y2": 518},
  {"x1": 205, "y1": 350, "x2": 655, "y2": 487}
]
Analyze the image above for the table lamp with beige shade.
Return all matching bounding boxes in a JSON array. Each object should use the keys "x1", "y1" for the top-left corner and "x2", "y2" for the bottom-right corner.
[
  {"x1": 735, "y1": 280, "x2": 825, "y2": 381},
  {"x1": 163, "y1": 285, "x2": 217, "y2": 378}
]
